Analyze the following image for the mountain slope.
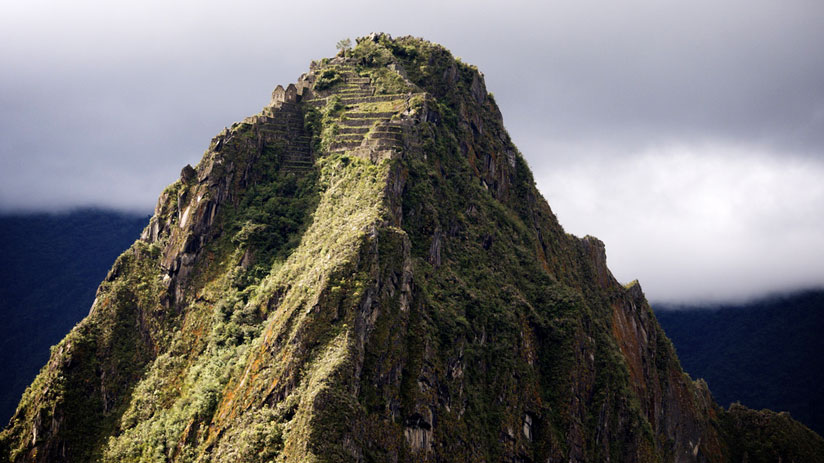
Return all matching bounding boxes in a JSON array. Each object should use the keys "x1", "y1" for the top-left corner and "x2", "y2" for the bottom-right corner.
[
  {"x1": 0, "y1": 210, "x2": 148, "y2": 426},
  {"x1": 655, "y1": 290, "x2": 824, "y2": 436},
  {"x1": 2, "y1": 34, "x2": 822, "y2": 463}
]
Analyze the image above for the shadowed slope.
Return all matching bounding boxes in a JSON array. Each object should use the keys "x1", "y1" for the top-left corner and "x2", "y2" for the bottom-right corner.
[{"x1": 2, "y1": 34, "x2": 822, "y2": 463}]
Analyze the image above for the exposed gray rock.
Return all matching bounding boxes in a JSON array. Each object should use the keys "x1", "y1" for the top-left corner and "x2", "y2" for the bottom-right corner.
[{"x1": 180, "y1": 164, "x2": 196, "y2": 183}]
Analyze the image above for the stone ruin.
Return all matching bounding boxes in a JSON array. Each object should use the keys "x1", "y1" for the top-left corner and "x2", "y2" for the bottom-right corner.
[{"x1": 270, "y1": 75, "x2": 315, "y2": 108}]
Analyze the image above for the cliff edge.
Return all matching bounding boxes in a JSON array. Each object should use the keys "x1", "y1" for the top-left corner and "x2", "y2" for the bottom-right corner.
[{"x1": 2, "y1": 34, "x2": 822, "y2": 463}]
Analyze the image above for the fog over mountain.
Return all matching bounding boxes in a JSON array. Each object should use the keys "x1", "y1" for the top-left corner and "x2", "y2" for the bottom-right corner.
[{"x1": 2, "y1": 0, "x2": 823, "y2": 303}]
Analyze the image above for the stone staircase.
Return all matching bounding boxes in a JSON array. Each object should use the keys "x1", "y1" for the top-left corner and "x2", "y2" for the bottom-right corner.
[
  {"x1": 303, "y1": 65, "x2": 417, "y2": 157},
  {"x1": 254, "y1": 64, "x2": 423, "y2": 170},
  {"x1": 258, "y1": 101, "x2": 314, "y2": 173}
]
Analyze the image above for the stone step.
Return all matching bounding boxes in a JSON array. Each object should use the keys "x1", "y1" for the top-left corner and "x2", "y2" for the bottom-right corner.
[
  {"x1": 334, "y1": 134, "x2": 365, "y2": 142},
  {"x1": 337, "y1": 127, "x2": 370, "y2": 134},
  {"x1": 267, "y1": 113, "x2": 300, "y2": 120},
  {"x1": 345, "y1": 111, "x2": 396, "y2": 119},
  {"x1": 259, "y1": 124, "x2": 303, "y2": 131},
  {"x1": 338, "y1": 91, "x2": 372, "y2": 97},
  {"x1": 323, "y1": 66, "x2": 354, "y2": 73},
  {"x1": 282, "y1": 151, "x2": 311, "y2": 158},
  {"x1": 329, "y1": 140, "x2": 363, "y2": 151},
  {"x1": 337, "y1": 91, "x2": 373, "y2": 97},
  {"x1": 258, "y1": 131, "x2": 305, "y2": 139},
  {"x1": 341, "y1": 84, "x2": 372, "y2": 91},
  {"x1": 365, "y1": 138, "x2": 402, "y2": 149},
  {"x1": 258, "y1": 129, "x2": 288, "y2": 136},
  {"x1": 271, "y1": 109, "x2": 300, "y2": 116},
  {"x1": 303, "y1": 98, "x2": 326, "y2": 107},
  {"x1": 339, "y1": 95, "x2": 407, "y2": 105},
  {"x1": 372, "y1": 127, "x2": 403, "y2": 134},
  {"x1": 258, "y1": 132, "x2": 290, "y2": 138},
  {"x1": 367, "y1": 134, "x2": 402, "y2": 143},
  {"x1": 370, "y1": 132, "x2": 403, "y2": 140},
  {"x1": 341, "y1": 93, "x2": 373, "y2": 99},
  {"x1": 261, "y1": 121, "x2": 304, "y2": 127},
  {"x1": 275, "y1": 106, "x2": 302, "y2": 113},
  {"x1": 372, "y1": 124, "x2": 403, "y2": 132},
  {"x1": 338, "y1": 119, "x2": 382, "y2": 127}
]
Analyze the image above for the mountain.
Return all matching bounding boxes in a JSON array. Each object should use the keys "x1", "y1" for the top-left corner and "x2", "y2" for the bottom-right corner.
[
  {"x1": 655, "y1": 290, "x2": 824, "y2": 436},
  {"x1": 2, "y1": 34, "x2": 822, "y2": 462},
  {"x1": 0, "y1": 210, "x2": 148, "y2": 426}
]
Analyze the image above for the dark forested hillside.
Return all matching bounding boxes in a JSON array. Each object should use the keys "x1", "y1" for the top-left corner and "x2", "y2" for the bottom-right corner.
[
  {"x1": 0, "y1": 209, "x2": 148, "y2": 425},
  {"x1": 655, "y1": 290, "x2": 824, "y2": 436}
]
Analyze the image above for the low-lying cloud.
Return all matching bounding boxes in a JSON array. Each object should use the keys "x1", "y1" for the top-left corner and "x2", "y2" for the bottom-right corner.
[{"x1": 531, "y1": 142, "x2": 824, "y2": 303}]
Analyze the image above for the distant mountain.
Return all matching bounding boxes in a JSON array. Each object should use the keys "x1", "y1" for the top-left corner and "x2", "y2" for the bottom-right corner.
[
  {"x1": 0, "y1": 209, "x2": 148, "y2": 425},
  {"x1": 655, "y1": 290, "x2": 824, "y2": 436}
]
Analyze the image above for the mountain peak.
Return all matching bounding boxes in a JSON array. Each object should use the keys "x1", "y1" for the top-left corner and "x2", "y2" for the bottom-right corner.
[{"x1": 2, "y1": 36, "x2": 822, "y2": 463}]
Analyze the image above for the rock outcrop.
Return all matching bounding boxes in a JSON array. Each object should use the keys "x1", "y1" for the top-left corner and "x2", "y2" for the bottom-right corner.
[{"x1": 2, "y1": 33, "x2": 822, "y2": 463}]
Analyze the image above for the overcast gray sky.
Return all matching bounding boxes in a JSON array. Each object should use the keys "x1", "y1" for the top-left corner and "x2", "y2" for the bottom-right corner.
[{"x1": 2, "y1": 0, "x2": 823, "y2": 303}]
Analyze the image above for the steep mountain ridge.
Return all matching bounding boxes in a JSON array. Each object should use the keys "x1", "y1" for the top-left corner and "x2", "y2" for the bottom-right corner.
[{"x1": 2, "y1": 34, "x2": 822, "y2": 462}]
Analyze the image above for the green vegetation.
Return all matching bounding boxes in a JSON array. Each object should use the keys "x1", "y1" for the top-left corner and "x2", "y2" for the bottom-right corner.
[
  {"x1": 99, "y1": 150, "x2": 390, "y2": 462},
  {"x1": 350, "y1": 39, "x2": 395, "y2": 68},
  {"x1": 721, "y1": 404, "x2": 824, "y2": 462},
  {"x1": 314, "y1": 68, "x2": 342, "y2": 91},
  {"x1": 335, "y1": 38, "x2": 352, "y2": 57},
  {"x1": 305, "y1": 96, "x2": 348, "y2": 153},
  {"x1": 3, "y1": 34, "x2": 822, "y2": 463}
]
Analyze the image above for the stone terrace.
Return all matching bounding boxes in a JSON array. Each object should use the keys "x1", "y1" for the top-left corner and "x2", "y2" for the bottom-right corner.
[
  {"x1": 253, "y1": 63, "x2": 424, "y2": 172},
  {"x1": 304, "y1": 65, "x2": 420, "y2": 159}
]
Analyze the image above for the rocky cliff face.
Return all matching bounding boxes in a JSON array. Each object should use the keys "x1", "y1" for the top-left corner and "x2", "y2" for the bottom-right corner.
[{"x1": 2, "y1": 34, "x2": 822, "y2": 463}]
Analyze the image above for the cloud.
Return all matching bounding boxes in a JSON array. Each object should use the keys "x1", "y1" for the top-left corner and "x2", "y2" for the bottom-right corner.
[
  {"x1": 1, "y1": 0, "x2": 823, "y2": 301},
  {"x1": 531, "y1": 142, "x2": 824, "y2": 303}
]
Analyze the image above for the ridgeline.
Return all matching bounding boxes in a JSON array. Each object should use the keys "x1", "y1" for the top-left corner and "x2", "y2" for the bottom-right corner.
[{"x1": 2, "y1": 34, "x2": 822, "y2": 463}]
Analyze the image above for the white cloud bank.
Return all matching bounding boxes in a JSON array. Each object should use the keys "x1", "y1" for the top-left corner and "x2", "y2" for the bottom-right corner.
[{"x1": 532, "y1": 142, "x2": 824, "y2": 303}]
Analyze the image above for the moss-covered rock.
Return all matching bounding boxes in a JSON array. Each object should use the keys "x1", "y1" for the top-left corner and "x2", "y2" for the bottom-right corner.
[{"x1": 2, "y1": 33, "x2": 822, "y2": 463}]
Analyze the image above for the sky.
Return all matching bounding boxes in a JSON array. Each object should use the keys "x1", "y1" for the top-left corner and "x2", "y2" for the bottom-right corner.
[{"x1": 1, "y1": 0, "x2": 823, "y2": 304}]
